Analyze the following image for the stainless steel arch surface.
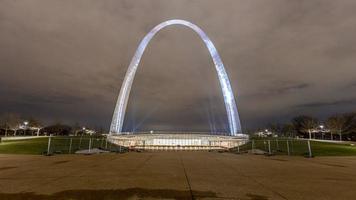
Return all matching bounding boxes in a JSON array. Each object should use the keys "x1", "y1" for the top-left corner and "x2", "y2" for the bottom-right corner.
[{"x1": 110, "y1": 19, "x2": 242, "y2": 136}]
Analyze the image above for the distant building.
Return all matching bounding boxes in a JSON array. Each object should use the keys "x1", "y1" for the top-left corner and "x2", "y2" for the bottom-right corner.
[{"x1": 254, "y1": 130, "x2": 276, "y2": 137}]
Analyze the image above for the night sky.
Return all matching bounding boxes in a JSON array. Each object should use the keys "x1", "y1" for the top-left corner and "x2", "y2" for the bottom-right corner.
[{"x1": 1, "y1": 0, "x2": 356, "y2": 132}]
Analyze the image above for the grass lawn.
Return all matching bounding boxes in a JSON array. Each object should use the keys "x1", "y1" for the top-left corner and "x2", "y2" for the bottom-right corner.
[
  {"x1": 0, "y1": 137, "x2": 48, "y2": 154},
  {"x1": 1, "y1": 136, "x2": 356, "y2": 156},
  {"x1": 234, "y1": 139, "x2": 356, "y2": 156},
  {"x1": 311, "y1": 141, "x2": 356, "y2": 156},
  {"x1": 0, "y1": 136, "x2": 111, "y2": 155}
]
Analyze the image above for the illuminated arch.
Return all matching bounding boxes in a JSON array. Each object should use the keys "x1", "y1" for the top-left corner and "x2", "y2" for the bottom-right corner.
[{"x1": 110, "y1": 19, "x2": 242, "y2": 136}]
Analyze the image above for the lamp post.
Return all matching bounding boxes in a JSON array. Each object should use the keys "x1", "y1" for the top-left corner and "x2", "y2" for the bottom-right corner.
[
  {"x1": 23, "y1": 121, "x2": 28, "y2": 135},
  {"x1": 78, "y1": 127, "x2": 85, "y2": 149},
  {"x1": 319, "y1": 125, "x2": 324, "y2": 140},
  {"x1": 264, "y1": 129, "x2": 268, "y2": 137}
]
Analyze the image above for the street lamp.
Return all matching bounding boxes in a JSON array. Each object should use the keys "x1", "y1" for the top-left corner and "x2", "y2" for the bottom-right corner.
[
  {"x1": 23, "y1": 121, "x2": 29, "y2": 135},
  {"x1": 319, "y1": 125, "x2": 324, "y2": 140}
]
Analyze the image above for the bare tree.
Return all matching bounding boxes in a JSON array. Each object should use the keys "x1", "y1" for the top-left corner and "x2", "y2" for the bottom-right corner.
[
  {"x1": 267, "y1": 123, "x2": 283, "y2": 137},
  {"x1": 292, "y1": 115, "x2": 318, "y2": 139},
  {"x1": 28, "y1": 118, "x2": 43, "y2": 136},
  {"x1": 281, "y1": 123, "x2": 295, "y2": 138},
  {"x1": 326, "y1": 113, "x2": 356, "y2": 141},
  {"x1": 0, "y1": 113, "x2": 22, "y2": 136},
  {"x1": 72, "y1": 122, "x2": 81, "y2": 136},
  {"x1": 0, "y1": 116, "x2": 7, "y2": 136}
]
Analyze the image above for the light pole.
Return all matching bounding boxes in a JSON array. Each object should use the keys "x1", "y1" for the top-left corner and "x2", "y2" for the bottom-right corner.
[
  {"x1": 78, "y1": 127, "x2": 85, "y2": 149},
  {"x1": 319, "y1": 125, "x2": 324, "y2": 140},
  {"x1": 23, "y1": 121, "x2": 28, "y2": 136}
]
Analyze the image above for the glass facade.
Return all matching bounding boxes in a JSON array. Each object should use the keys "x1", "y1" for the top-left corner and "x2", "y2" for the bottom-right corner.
[{"x1": 109, "y1": 133, "x2": 249, "y2": 150}]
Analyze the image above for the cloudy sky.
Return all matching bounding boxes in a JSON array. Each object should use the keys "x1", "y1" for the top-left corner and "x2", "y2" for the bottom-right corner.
[{"x1": 1, "y1": 0, "x2": 356, "y2": 132}]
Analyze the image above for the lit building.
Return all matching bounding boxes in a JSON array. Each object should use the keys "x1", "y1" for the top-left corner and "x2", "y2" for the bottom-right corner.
[{"x1": 110, "y1": 132, "x2": 248, "y2": 150}]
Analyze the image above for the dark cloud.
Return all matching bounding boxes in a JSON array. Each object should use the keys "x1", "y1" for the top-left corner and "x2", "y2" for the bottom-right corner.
[
  {"x1": 19, "y1": 93, "x2": 85, "y2": 105},
  {"x1": 247, "y1": 82, "x2": 311, "y2": 97},
  {"x1": 0, "y1": 0, "x2": 356, "y2": 131},
  {"x1": 346, "y1": 81, "x2": 356, "y2": 88},
  {"x1": 296, "y1": 99, "x2": 356, "y2": 108}
]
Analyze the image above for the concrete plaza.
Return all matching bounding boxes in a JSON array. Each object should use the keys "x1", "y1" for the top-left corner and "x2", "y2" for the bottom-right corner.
[{"x1": 0, "y1": 152, "x2": 355, "y2": 199}]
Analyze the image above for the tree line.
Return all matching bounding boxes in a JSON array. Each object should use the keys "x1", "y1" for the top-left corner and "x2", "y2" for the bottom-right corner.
[
  {"x1": 0, "y1": 113, "x2": 104, "y2": 137},
  {"x1": 1, "y1": 112, "x2": 356, "y2": 141},
  {"x1": 263, "y1": 112, "x2": 356, "y2": 141}
]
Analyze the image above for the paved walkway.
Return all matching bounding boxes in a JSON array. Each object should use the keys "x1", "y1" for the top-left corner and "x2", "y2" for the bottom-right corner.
[{"x1": 0, "y1": 152, "x2": 356, "y2": 199}]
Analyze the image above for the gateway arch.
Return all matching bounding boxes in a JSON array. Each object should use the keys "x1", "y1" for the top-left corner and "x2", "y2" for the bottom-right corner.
[{"x1": 110, "y1": 19, "x2": 242, "y2": 136}]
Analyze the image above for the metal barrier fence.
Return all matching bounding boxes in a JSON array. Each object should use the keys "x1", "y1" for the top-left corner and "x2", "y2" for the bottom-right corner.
[
  {"x1": 45, "y1": 137, "x2": 315, "y2": 157},
  {"x1": 232, "y1": 139, "x2": 313, "y2": 157},
  {"x1": 45, "y1": 136, "x2": 127, "y2": 155}
]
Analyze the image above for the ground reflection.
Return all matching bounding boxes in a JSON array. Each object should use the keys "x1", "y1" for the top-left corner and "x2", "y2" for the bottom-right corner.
[{"x1": 0, "y1": 187, "x2": 217, "y2": 200}]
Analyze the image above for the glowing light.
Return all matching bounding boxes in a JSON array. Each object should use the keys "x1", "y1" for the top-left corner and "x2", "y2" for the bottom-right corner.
[{"x1": 110, "y1": 19, "x2": 242, "y2": 136}]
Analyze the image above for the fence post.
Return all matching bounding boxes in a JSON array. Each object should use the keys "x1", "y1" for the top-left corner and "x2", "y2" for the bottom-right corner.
[
  {"x1": 286, "y1": 140, "x2": 290, "y2": 156},
  {"x1": 251, "y1": 140, "x2": 254, "y2": 151},
  {"x1": 276, "y1": 139, "x2": 279, "y2": 150},
  {"x1": 291, "y1": 140, "x2": 294, "y2": 154},
  {"x1": 68, "y1": 138, "x2": 73, "y2": 154},
  {"x1": 88, "y1": 138, "x2": 92, "y2": 153},
  {"x1": 47, "y1": 136, "x2": 52, "y2": 155},
  {"x1": 264, "y1": 140, "x2": 267, "y2": 151},
  {"x1": 79, "y1": 136, "x2": 82, "y2": 149},
  {"x1": 268, "y1": 140, "x2": 271, "y2": 155},
  {"x1": 307, "y1": 140, "x2": 313, "y2": 158}
]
